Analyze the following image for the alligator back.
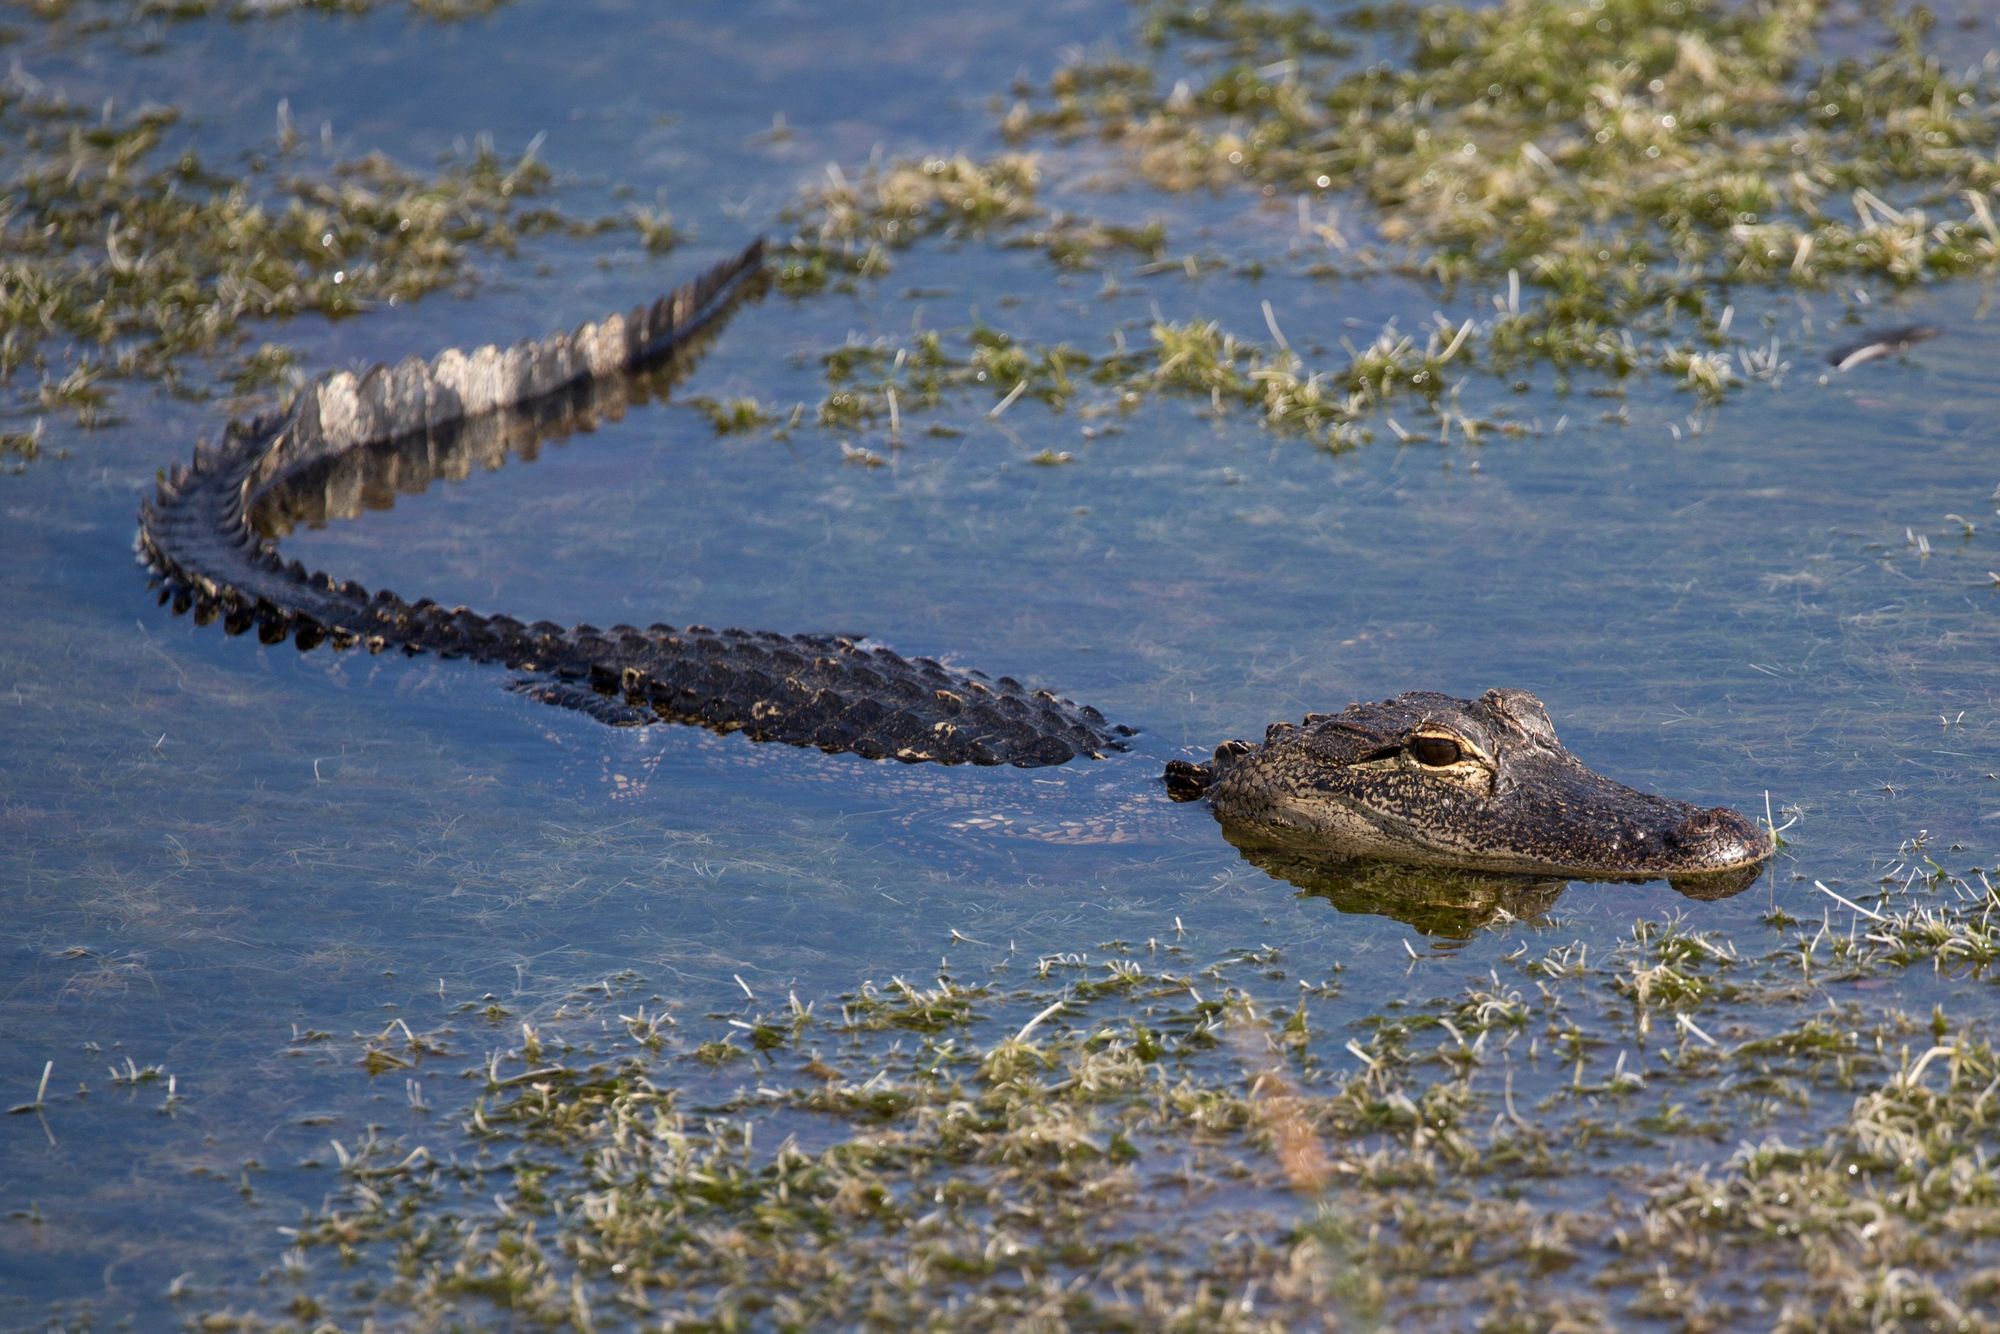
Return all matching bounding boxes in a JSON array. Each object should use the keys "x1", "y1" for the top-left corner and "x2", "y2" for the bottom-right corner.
[{"x1": 136, "y1": 241, "x2": 1132, "y2": 767}]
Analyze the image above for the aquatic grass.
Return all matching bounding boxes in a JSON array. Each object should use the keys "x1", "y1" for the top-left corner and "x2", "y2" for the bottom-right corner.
[
  {"x1": 1851, "y1": 863, "x2": 2000, "y2": 972},
  {"x1": 842, "y1": 975, "x2": 986, "y2": 1034},
  {"x1": 627, "y1": 203, "x2": 682, "y2": 255},
  {"x1": 1607, "y1": 912, "x2": 1742, "y2": 1038},
  {"x1": 771, "y1": 225, "x2": 1806, "y2": 458},
  {"x1": 0, "y1": 76, "x2": 586, "y2": 448},
  {"x1": 0, "y1": 420, "x2": 47, "y2": 468},
  {"x1": 890, "y1": 0, "x2": 2000, "y2": 443},
  {"x1": 768, "y1": 314, "x2": 1527, "y2": 455},
  {"x1": 682, "y1": 394, "x2": 774, "y2": 435},
  {"x1": 786, "y1": 154, "x2": 1044, "y2": 291},
  {"x1": 1644, "y1": 1030, "x2": 2000, "y2": 1331},
  {"x1": 1029, "y1": 0, "x2": 2000, "y2": 298},
  {"x1": 196, "y1": 843, "x2": 2000, "y2": 1326}
]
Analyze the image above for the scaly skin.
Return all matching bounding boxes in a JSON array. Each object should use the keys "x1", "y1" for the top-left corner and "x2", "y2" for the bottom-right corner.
[
  {"x1": 135, "y1": 241, "x2": 1134, "y2": 767},
  {"x1": 134, "y1": 243, "x2": 1768, "y2": 885}
]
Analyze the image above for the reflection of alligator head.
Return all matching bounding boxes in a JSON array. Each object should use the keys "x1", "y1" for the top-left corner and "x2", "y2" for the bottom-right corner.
[
  {"x1": 1167, "y1": 689, "x2": 1772, "y2": 893},
  {"x1": 1225, "y1": 827, "x2": 1759, "y2": 937},
  {"x1": 1224, "y1": 827, "x2": 1570, "y2": 936}
]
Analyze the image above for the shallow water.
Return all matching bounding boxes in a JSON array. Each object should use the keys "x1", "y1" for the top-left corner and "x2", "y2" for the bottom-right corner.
[{"x1": 2, "y1": 0, "x2": 1997, "y2": 1322}]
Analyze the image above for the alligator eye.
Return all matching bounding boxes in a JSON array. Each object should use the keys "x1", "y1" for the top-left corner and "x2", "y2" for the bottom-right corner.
[{"x1": 1409, "y1": 735, "x2": 1463, "y2": 767}]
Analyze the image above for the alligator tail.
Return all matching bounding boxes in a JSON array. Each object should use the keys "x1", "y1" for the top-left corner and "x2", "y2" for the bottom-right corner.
[{"x1": 136, "y1": 240, "x2": 1133, "y2": 767}]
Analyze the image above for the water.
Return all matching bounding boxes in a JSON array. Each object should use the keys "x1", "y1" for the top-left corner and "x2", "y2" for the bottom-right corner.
[{"x1": 2, "y1": 0, "x2": 1996, "y2": 1322}]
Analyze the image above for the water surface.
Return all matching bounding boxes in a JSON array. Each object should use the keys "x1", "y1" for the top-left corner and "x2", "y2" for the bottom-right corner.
[{"x1": 2, "y1": 0, "x2": 1996, "y2": 1322}]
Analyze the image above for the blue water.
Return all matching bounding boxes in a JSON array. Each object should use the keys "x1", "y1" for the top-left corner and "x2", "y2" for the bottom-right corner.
[{"x1": 2, "y1": 0, "x2": 1996, "y2": 1321}]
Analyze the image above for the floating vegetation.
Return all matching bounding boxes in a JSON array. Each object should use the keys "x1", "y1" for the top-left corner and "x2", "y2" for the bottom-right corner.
[
  {"x1": 770, "y1": 155, "x2": 1052, "y2": 296},
  {"x1": 0, "y1": 50, "x2": 590, "y2": 452},
  {"x1": 1019, "y1": 0, "x2": 2000, "y2": 295},
  {"x1": 15, "y1": 0, "x2": 1989, "y2": 467},
  {"x1": 683, "y1": 394, "x2": 777, "y2": 435},
  {"x1": 205, "y1": 844, "x2": 2000, "y2": 1328},
  {"x1": 771, "y1": 316, "x2": 1529, "y2": 453},
  {"x1": 762, "y1": 0, "x2": 1996, "y2": 453},
  {"x1": 627, "y1": 203, "x2": 683, "y2": 255},
  {"x1": 717, "y1": 296, "x2": 1803, "y2": 454},
  {"x1": 0, "y1": 421, "x2": 47, "y2": 469},
  {"x1": 799, "y1": 153, "x2": 1045, "y2": 252}
]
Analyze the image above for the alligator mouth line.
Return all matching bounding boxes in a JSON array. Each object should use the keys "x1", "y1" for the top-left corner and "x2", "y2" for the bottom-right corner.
[{"x1": 1348, "y1": 784, "x2": 1773, "y2": 881}]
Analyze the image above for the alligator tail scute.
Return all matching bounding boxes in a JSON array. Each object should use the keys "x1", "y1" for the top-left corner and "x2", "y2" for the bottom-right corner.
[{"x1": 137, "y1": 240, "x2": 1134, "y2": 767}]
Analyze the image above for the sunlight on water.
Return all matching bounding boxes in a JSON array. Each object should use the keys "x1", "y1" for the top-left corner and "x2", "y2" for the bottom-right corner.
[{"x1": 1, "y1": 0, "x2": 1995, "y2": 1322}]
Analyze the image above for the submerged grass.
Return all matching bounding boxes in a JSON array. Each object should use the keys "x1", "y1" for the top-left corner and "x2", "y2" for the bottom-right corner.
[
  {"x1": 0, "y1": 87, "x2": 575, "y2": 430},
  {"x1": 0, "y1": 1, "x2": 600, "y2": 455},
  {"x1": 753, "y1": 0, "x2": 1999, "y2": 456},
  {"x1": 171, "y1": 843, "x2": 2000, "y2": 1329},
  {"x1": 11, "y1": 0, "x2": 1989, "y2": 465},
  {"x1": 1020, "y1": 0, "x2": 2000, "y2": 294}
]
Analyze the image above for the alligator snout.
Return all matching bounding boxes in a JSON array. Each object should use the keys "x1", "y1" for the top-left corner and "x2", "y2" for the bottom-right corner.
[
  {"x1": 1606, "y1": 800, "x2": 1772, "y2": 890},
  {"x1": 1665, "y1": 805, "x2": 1771, "y2": 872}
]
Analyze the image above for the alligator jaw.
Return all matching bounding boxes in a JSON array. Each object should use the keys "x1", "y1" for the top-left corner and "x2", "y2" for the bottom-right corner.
[{"x1": 1167, "y1": 688, "x2": 1773, "y2": 883}]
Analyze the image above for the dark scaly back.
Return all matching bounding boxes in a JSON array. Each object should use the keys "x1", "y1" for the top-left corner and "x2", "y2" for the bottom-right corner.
[{"x1": 136, "y1": 241, "x2": 1133, "y2": 766}]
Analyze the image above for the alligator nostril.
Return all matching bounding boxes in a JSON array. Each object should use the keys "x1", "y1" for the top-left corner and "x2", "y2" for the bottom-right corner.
[{"x1": 1676, "y1": 806, "x2": 1772, "y2": 867}]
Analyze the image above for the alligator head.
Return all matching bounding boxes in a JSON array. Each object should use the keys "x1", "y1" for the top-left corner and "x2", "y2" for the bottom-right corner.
[{"x1": 1165, "y1": 688, "x2": 1771, "y2": 890}]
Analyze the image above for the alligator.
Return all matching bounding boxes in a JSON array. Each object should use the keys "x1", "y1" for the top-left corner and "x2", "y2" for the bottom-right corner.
[{"x1": 135, "y1": 241, "x2": 1773, "y2": 889}]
